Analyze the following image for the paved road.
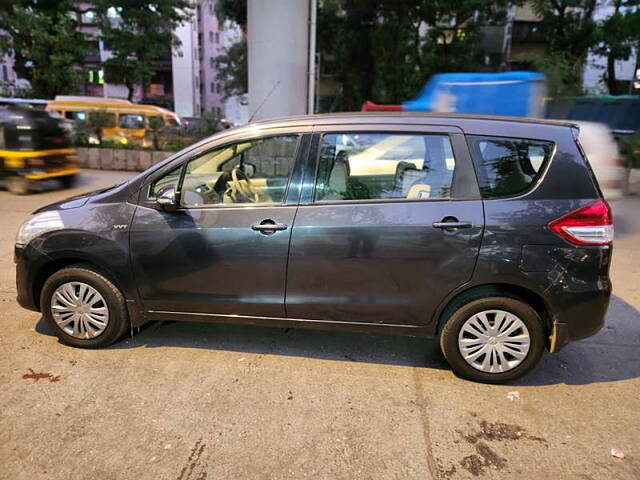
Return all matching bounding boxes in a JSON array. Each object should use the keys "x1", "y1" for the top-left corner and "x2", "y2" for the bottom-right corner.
[{"x1": 0, "y1": 170, "x2": 638, "y2": 480}]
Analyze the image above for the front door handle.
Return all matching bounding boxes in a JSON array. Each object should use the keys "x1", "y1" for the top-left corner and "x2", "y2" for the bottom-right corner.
[
  {"x1": 251, "y1": 220, "x2": 288, "y2": 233},
  {"x1": 432, "y1": 221, "x2": 473, "y2": 229}
]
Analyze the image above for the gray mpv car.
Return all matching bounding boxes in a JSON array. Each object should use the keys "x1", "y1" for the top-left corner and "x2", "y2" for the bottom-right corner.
[{"x1": 15, "y1": 113, "x2": 613, "y2": 383}]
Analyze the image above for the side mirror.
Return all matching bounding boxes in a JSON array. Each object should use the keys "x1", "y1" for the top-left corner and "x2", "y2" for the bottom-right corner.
[{"x1": 156, "y1": 185, "x2": 177, "y2": 212}]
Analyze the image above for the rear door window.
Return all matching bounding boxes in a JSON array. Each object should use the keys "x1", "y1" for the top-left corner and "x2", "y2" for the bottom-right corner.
[
  {"x1": 314, "y1": 132, "x2": 456, "y2": 202},
  {"x1": 467, "y1": 136, "x2": 554, "y2": 198}
]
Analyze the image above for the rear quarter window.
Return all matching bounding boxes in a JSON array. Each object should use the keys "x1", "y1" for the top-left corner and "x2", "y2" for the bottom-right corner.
[{"x1": 467, "y1": 135, "x2": 555, "y2": 198}]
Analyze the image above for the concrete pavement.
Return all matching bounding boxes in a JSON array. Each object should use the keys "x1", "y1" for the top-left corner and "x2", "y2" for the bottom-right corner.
[{"x1": 0, "y1": 170, "x2": 638, "y2": 479}]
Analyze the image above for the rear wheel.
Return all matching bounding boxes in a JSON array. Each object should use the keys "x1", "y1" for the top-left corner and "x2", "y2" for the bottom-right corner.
[
  {"x1": 40, "y1": 264, "x2": 129, "y2": 348},
  {"x1": 440, "y1": 296, "x2": 545, "y2": 384},
  {"x1": 6, "y1": 176, "x2": 31, "y2": 195}
]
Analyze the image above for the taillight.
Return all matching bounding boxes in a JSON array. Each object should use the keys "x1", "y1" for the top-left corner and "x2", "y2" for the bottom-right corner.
[{"x1": 548, "y1": 198, "x2": 613, "y2": 246}]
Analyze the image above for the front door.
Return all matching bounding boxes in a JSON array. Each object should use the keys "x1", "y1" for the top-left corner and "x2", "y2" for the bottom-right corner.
[
  {"x1": 285, "y1": 128, "x2": 484, "y2": 328},
  {"x1": 130, "y1": 134, "x2": 304, "y2": 318}
]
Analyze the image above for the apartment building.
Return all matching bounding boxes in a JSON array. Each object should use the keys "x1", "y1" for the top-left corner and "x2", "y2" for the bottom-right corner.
[{"x1": 1, "y1": 1, "x2": 246, "y2": 123}]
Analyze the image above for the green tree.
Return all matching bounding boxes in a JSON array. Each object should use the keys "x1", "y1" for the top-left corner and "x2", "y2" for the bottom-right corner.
[
  {"x1": 93, "y1": 0, "x2": 192, "y2": 101},
  {"x1": 592, "y1": 0, "x2": 640, "y2": 94},
  {"x1": 214, "y1": 38, "x2": 248, "y2": 99},
  {"x1": 147, "y1": 116, "x2": 165, "y2": 150},
  {"x1": 535, "y1": 52, "x2": 583, "y2": 96},
  {"x1": 215, "y1": 0, "x2": 247, "y2": 32},
  {"x1": 531, "y1": 0, "x2": 599, "y2": 94},
  {"x1": 88, "y1": 110, "x2": 114, "y2": 144},
  {"x1": 214, "y1": 0, "x2": 248, "y2": 99},
  {"x1": 0, "y1": 0, "x2": 87, "y2": 98},
  {"x1": 317, "y1": 0, "x2": 511, "y2": 111}
]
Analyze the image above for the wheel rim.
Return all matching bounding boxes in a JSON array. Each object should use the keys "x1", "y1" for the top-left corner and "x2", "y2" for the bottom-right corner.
[
  {"x1": 457, "y1": 309, "x2": 530, "y2": 374},
  {"x1": 50, "y1": 282, "x2": 109, "y2": 339}
]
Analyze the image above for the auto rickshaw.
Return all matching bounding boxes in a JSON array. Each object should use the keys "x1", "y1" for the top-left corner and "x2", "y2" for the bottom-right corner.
[{"x1": 0, "y1": 107, "x2": 78, "y2": 194}]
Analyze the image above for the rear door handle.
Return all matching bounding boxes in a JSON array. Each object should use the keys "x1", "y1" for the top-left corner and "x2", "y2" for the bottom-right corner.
[
  {"x1": 432, "y1": 221, "x2": 473, "y2": 229},
  {"x1": 251, "y1": 220, "x2": 288, "y2": 233}
]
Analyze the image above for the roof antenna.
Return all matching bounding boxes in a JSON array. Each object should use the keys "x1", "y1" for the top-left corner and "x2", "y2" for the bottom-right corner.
[{"x1": 248, "y1": 80, "x2": 281, "y2": 122}]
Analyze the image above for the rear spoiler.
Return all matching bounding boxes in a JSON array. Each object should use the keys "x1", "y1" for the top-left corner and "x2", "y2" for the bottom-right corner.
[{"x1": 571, "y1": 126, "x2": 580, "y2": 140}]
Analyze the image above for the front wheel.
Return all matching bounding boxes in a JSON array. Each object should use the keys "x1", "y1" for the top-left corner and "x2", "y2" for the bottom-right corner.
[
  {"x1": 440, "y1": 296, "x2": 545, "y2": 384},
  {"x1": 40, "y1": 264, "x2": 129, "y2": 348}
]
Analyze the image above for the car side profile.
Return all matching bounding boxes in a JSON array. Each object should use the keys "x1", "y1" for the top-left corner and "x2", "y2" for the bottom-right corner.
[{"x1": 15, "y1": 113, "x2": 613, "y2": 383}]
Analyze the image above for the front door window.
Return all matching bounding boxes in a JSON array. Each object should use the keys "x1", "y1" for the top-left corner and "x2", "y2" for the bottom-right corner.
[{"x1": 178, "y1": 135, "x2": 299, "y2": 207}]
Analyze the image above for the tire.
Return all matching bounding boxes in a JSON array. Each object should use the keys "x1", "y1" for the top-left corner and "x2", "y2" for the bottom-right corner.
[
  {"x1": 59, "y1": 174, "x2": 77, "y2": 189},
  {"x1": 6, "y1": 176, "x2": 31, "y2": 195},
  {"x1": 439, "y1": 296, "x2": 545, "y2": 384},
  {"x1": 40, "y1": 264, "x2": 129, "y2": 348}
]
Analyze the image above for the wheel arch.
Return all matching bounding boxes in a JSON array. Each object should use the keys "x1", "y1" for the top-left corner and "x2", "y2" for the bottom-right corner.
[
  {"x1": 435, "y1": 283, "x2": 553, "y2": 336},
  {"x1": 32, "y1": 256, "x2": 124, "y2": 311}
]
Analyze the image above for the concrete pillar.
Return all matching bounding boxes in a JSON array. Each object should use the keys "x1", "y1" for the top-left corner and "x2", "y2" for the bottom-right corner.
[
  {"x1": 172, "y1": 11, "x2": 199, "y2": 117},
  {"x1": 247, "y1": 0, "x2": 310, "y2": 121}
]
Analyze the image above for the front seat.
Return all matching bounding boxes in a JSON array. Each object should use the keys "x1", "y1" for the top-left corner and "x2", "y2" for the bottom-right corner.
[
  {"x1": 393, "y1": 161, "x2": 418, "y2": 197},
  {"x1": 323, "y1": 150, "x2": 350, "y2": 200}
]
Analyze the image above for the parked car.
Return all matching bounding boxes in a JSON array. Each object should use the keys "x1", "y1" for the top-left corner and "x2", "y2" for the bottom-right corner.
[
  {"x1": 574, "y1": 121, "x2": 626, "y2": 199},
  {"x1": 15, "y1": 113, "x2": 613, "y2": 383}
]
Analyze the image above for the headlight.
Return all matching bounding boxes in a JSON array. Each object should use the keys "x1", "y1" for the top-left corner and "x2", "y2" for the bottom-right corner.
[{"x1": 16, "y1": 211, "x2": 64, "y2": 246}]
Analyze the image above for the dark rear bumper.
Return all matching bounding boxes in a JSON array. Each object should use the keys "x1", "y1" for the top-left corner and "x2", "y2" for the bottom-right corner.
[{"x1": 546, "y1": 276, "x2": 611, "y2": 353}]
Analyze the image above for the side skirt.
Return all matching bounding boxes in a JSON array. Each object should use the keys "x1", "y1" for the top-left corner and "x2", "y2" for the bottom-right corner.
[{"x1": 145, "y1": 310, "x2": 432, "y2": 338}]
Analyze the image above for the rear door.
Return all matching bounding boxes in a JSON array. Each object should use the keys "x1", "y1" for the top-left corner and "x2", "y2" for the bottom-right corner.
[{"x1": 285, "y1": 124, "x2": 484, "y2": 328}]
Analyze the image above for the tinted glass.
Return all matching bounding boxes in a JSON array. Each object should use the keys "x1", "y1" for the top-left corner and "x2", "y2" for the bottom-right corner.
[
  {"x1": 179, "y1": 135, "x2": 298, "y2": 207},
  {"x1": 467, "y1": 136, "x2": 554, "y2": 198},
  {"x1": 119, "y1": 113, "x2": 145, "y2": 129},
  {"x1": 315, "y1": 133, "x2": 456, "y2": 202},
  {"x1": 65, "y1": 111, "x2": 87, "y2": 121}
]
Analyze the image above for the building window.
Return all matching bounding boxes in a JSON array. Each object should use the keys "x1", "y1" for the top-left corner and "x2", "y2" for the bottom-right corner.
[
  {"x1": 210, "y1": 57, "x2": 215, "y2": 68},
  {"x1": 210, "y1": 82, "x2": 215, "y2": 94},
  {"x1": 209, "y1": 2, "x2": 214, "y2": 15},
  {"x1": 209, "y1": 31, "x2": 214, "y2": 43},
  {"x1": 80, "y1": 9, "x2": 96, "y2": 24},
  {"x1": 1, "y1": 65, "x2": 7, "y2": 81},
  {"x1": 87, "y1": 69, "x2": 105, "y2": 85},
  {"x1": 215, "y1": 32, "x2": 220, "y2": 44},
  {"x1": 216, "y1": 82, "x2": 221, "y2": 94}
]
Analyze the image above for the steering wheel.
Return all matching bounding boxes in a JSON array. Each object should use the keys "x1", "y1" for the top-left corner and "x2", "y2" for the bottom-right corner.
[{"x1": 227, "y1": 166, "x2": 259, "y2": 203}]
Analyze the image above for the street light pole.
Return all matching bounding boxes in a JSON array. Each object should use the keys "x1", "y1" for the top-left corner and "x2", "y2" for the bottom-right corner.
[{"x1": 307, "y1": 0, "x2": 317, "y2": 115}]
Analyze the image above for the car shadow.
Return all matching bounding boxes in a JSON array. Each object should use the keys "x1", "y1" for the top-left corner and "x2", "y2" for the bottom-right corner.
[{"x1": 35, "y1": 295, "x2": 640, "y2": 385}]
